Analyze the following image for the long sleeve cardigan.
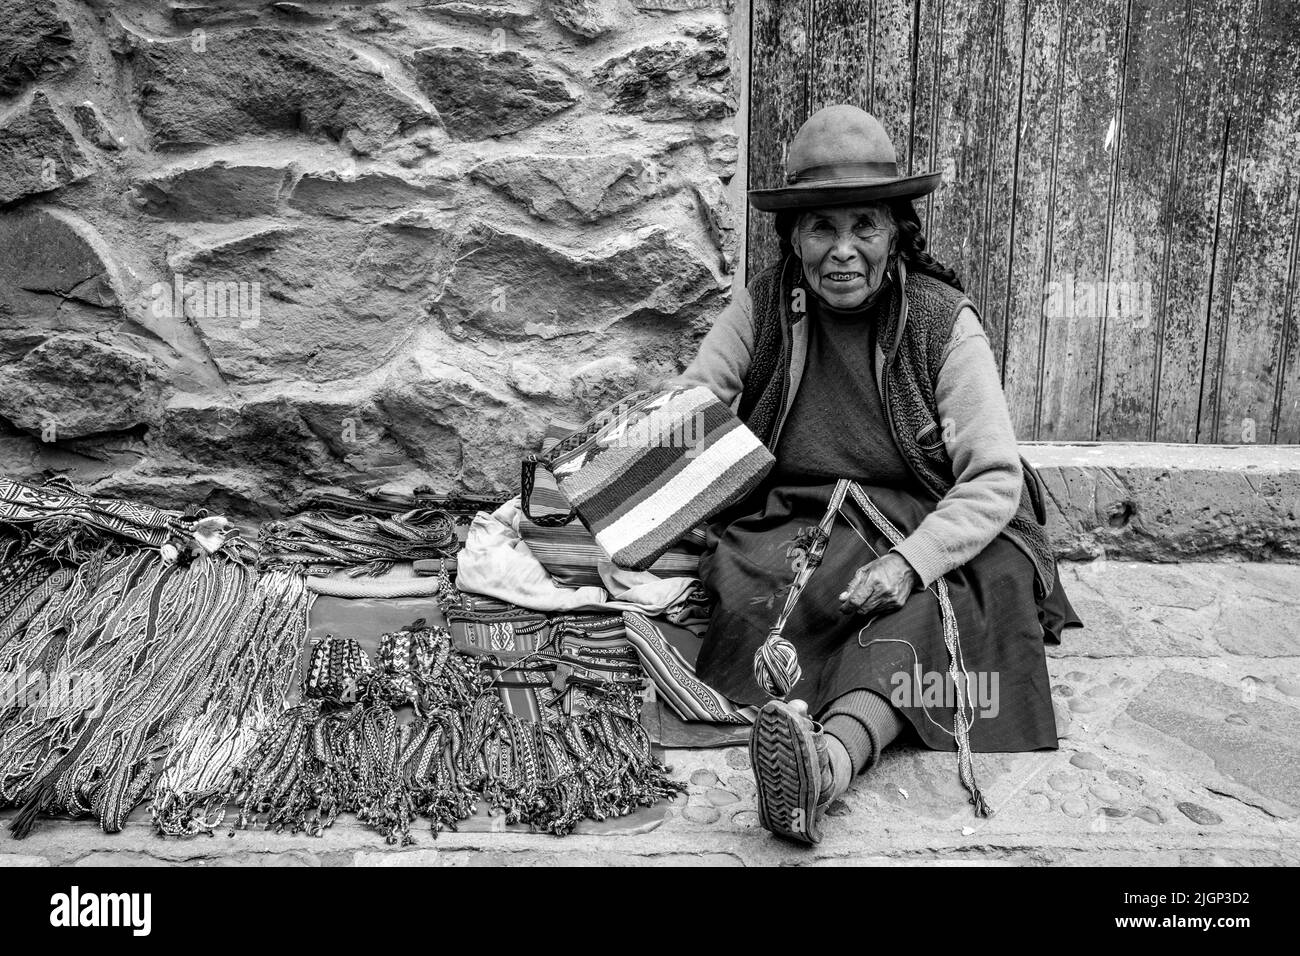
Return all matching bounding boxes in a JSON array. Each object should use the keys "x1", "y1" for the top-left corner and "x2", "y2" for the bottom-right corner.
[{"x1": 667, "y1": 284, "x2": 1024, "y2": 590}]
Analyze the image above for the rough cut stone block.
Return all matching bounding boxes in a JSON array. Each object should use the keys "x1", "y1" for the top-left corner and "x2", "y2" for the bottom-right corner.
[
  {"x1": 0, "y1": 91, "x2": 94, "y2": 205},
  {"x1": 592, "y1": 30, "x2": 732, "y2": 121},
  {"x1": 412, "y1": 46, "x2": 577, "y2": 140},
  {"x1": 130, "y1": 28, "x2": 435, "y2": 154},
  {"x1": 469, "y1": 153, "x2": 654, "y2": 222},
  {"x1": 134, "y1": 161, "x2": 290, "y2": 221},
  {"x1": 546, "y1": 0, "x2": 619, "y2": 37},
  {"x1": 0, "y1": 0, "x2": 75, "y2": 96},
  {"x1": 433, "y1": 223, "x2": 724, "y2": 341},
  {"x1": 287, "y1": 171, "x2": 449, "y2": 220},
  {"x1": 0, "y1": 208, "x2": 119, "y2": 363},
  {"x1": 0, "y1": 333, "x2": 165, "y2": 439}
]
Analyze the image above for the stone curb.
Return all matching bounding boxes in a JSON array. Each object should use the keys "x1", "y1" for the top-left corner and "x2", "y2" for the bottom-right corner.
[{"x1": 1024, "y1": 443, "x2": 1300, "y2": 562}]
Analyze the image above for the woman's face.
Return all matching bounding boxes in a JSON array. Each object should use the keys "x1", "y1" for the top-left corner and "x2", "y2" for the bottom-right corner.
[{"x1": 794, "y1": 204, "x2": 897, "y2": 309}]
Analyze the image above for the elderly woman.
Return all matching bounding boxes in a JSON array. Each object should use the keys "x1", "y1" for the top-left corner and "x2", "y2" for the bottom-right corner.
[{"x1": 673, "y1": 105, "x2": 1080, "y2": 844}]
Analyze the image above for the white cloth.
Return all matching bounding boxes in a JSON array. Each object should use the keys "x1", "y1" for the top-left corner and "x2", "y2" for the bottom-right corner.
[
  {"x1": 456, "y1": 500, "x2": 700, "y2": 615},
  {"x1": 596, "y1": 560, "x2": 696, "y2": 615}
]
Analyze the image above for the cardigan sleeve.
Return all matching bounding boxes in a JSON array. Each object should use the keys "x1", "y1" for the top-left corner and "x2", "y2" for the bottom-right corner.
[
  {"x1": 663, "y1": 286, "x2": 755, "y2": 406},
  {"x1": 890, "y1": 307, "x2": 1024, "y2": 589}
]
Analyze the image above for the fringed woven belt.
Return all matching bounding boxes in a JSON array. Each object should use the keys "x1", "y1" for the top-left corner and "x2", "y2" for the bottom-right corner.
[
  {"x1": 258, "y1": 508, "x2": 457, "y2": 577},
  {"x1": 229, "y1": 614, "x2": 682, "y2": 845},
  {"x1": 0, "y1": 479, "x2": 307, "y2": 839},
  {"x1": 1, "y1": 478, "x2": 678, "y2": 843}
]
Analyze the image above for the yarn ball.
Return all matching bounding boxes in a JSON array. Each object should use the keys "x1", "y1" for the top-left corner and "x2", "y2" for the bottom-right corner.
[{"x1": 753, "y1": 630, "x2": 802, "y2": 698}]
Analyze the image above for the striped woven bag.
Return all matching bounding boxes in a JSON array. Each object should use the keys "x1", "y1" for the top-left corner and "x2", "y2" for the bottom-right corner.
[{"x1": 521, "y1": 386, "x2": 774, "y2": 571}]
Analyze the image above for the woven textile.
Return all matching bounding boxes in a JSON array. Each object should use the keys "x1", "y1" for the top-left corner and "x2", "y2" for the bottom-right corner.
[
  {"x1": 518, "y1": 419, "x2": 705, "y2": 585},
  {"x1": 0, "y1": 479, "x2": 311, "y2": 839},
  {"x1": 623, "y1": 611, "x2": 755, "y2": 725},
  {"x1": 231, "y1": 613, "x2": 680, "y2": 844},
  {"x1": 523, "y1": 386, "x2": 772, "y2": 571},
  {"x1": 259, "y1": 508, "x2": 457, "y2": 576},
  {"x1": 0, "y1": 476, "x2": 184, "y2": 550}
]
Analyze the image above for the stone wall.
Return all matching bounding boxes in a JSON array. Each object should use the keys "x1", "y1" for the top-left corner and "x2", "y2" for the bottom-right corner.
[{"x1": 0, "y1": 0, "x2": 742, "y2": 519}]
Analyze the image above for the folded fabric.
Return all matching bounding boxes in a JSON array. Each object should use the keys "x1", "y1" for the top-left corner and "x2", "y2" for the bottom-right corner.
[
  {"x1": 456, "y1": 502, "x2": 707, "y2": 619},
  {"x1": 666, "y1": 580, "x2": 713, "y2": 626},
  {"x1": 455, "y1": 503, "x2": 616, "y2": 612},
  {"x1": 641, "y1": 698, "x2": 753, "y2": 749},
  {"x1": 519, "y1": 516, "x2": 702, "y2": 588},
  {"x1": 596, "y1": 559, "x2": 698, "y2": 618}
]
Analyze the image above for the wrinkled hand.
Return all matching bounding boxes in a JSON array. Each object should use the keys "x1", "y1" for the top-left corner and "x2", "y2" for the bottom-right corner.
[{"x1": 838, "y1": 553, "x2": 919, "y2": 617}]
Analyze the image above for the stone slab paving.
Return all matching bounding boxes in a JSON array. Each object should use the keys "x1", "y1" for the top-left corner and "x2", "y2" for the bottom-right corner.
[{"x1": 2, "y1": 562, "x2": 1298, "y2": 866}]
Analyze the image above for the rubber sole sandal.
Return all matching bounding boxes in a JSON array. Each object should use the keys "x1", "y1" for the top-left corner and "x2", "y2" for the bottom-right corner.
[{"x1": 750, "y1": 700, "x2": 823, "y2": 845}]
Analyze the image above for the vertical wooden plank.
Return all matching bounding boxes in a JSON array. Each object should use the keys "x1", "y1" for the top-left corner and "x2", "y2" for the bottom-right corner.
[
  {"x1": 1274, "y1": 188, "x2": 1300, "y2": 442},
  {"x1": 913, "y1": 0, "x2": 1024, "y2": 367},
  {"x1": 1150, "y1": 0, "x2": 1249, "y2": 442},
  {"x1": 1002, "y1": 0, "x2": 1064, "y2": 437},
  {"x1": 808, "y1": 0, "x2": 872, "y2": 110},
  {"x1": 745, "y1": 0, "x2": 814, "y2": 279},
  {"x1": 1206, "y1": 0, "x2": 1300, "y2": 443},
  {"x1": 910, "y1": 0, "x2": 941, "y2": 232},
  {"x1": 980, "y1": 0, "x2": 1030, "y2": 373},
  {"x1": 1034, "y1": 0, "x2": 1130, "y2": 440},
  {"x1": 870, "y1": 0, "x2": 921, "y2": 172},
  {"x1": 1093, "y1": 0, "x2": 1186, "y2": 440},
  {"x1": 807, "y1": 0, "x2": 918, "y2": 165}
]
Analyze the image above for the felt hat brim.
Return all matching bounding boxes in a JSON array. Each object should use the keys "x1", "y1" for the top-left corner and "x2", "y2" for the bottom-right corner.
[{"x1": 748, "y1": 170, "x2": 942, "y2": 211}]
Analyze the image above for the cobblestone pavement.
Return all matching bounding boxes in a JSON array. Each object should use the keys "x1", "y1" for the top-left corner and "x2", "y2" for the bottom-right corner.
[{"x1": 2, "y1": 561, "x2": 1298, "y2": 866}]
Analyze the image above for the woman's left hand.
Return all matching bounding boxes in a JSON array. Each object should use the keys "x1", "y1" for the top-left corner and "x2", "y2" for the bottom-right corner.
[{"x1": 838, "y1": 553, "x2": 920, "y2": 617}]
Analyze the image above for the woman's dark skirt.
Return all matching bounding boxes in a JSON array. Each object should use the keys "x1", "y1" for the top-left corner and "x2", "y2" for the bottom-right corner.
[{"x1": 696, "y1": 481, "x2": 1081, "y2": 753}]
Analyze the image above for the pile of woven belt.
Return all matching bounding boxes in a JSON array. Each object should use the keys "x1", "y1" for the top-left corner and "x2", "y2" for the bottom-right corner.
[{"x1": 0, "y1": 477, "x2": 680, "y2": 843}]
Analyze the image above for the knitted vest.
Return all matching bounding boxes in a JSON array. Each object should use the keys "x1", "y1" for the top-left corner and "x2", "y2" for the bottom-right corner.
[{"x1": 740, "y1": 257, "x2": 1057, "y2": 598}]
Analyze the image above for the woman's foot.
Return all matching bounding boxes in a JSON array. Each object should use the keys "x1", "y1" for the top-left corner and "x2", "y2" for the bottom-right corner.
[{"x1": 750, "y1": 699, "x2": 836, "y2": 844}]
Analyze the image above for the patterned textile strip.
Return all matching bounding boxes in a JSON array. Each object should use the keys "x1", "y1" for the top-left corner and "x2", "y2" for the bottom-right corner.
[
  {"x1": 0, "y1": 568, "x2": 73, "y2": 654},
  {"x1": 843, "y1": 481, "x2": 989, "y2": 817},
  {"x1": 622, "y1": 611, "x2": 756, "y2": 725},
  {"x1": 0, "y1": 477, "x2": 184, "y2": 549},
  {"x1": 150, "y1": 571, "x2": 312, "y2": 836},
  {"x1": 0, "y1": 565, "x2": 51, "y2": 629},
  {"x1": 1, "y1": 550, "x2": 282, "y2": 837},
  {"x1": 258, "y1": 509, "x2": 457, "y2": 577}
]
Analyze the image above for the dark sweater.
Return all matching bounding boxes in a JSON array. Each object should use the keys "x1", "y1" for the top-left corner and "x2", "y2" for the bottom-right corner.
[{"x1": 773, "y1": 293, "x2": 913, "y2": 487}]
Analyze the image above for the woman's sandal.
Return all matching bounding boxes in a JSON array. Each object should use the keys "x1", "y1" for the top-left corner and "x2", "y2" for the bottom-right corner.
[{"x1": 750, "y1": 698, "x2": 829, "y2": 845}]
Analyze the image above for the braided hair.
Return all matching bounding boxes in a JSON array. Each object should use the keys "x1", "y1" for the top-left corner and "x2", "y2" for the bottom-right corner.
[{"x1": 773, "y1": 200, "x2": 964, "y2": 292}]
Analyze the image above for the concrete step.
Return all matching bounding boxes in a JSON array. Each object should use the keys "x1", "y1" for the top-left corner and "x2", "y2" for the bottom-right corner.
[
  {"x1": 1056, "y1": 559, "x2": 1300, "y2": 658},
  {"x1": 1025, "y1": 442, "x2": 1300, "y2": 562}
]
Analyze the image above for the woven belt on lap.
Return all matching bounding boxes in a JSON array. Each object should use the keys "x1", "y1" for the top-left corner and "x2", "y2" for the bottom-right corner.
[{"x1": 751, "y1": 477, "x2": 991, "y2": 818}]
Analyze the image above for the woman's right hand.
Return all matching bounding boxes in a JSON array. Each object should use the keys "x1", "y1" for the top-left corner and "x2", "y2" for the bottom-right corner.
[{"x1": 838, "y1": 553, "x2": 919, "y2": 617}]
